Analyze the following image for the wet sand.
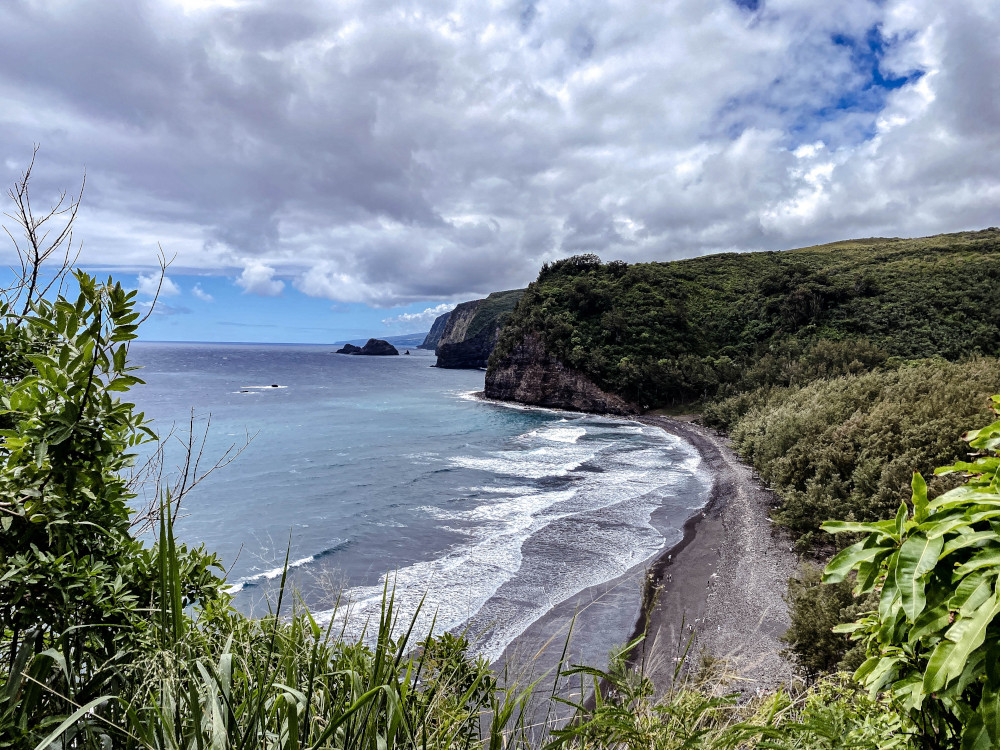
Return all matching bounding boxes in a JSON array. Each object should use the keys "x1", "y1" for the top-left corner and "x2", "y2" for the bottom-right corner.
[{"x1": 494, "y1": 415, "x2": 797, "y2": 707}]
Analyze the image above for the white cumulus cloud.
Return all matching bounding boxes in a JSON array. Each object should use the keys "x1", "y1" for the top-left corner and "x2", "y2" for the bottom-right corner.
[
  {"x1": 137, "y1": 273, "x2": 180, "y2": 297},
  {"x1": 236, "y1": 262, "x2": 284, "y2": 296},
  {"x1": 191, "y1": 283, "x2": 214, "y2": 302},
  {"x1": 382, "y1": 303, "x2": 455, "y2": 328}
]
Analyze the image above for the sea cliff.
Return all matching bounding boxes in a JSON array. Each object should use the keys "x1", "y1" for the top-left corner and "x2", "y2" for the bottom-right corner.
[
  {"x1": 418, "y1": 311, "x2": 452, "y2": 350},
  {"x1": 484, "y1": 332, "x2": 635, "y2": 414},
  {"x1": 435, "y1": 289, "x2": 524, "y2": 369}
]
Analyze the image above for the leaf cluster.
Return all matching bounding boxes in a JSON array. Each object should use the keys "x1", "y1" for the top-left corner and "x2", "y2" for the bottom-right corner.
[{"x1": 823, "y1": 398, "x2": 1000, "y2": 749}]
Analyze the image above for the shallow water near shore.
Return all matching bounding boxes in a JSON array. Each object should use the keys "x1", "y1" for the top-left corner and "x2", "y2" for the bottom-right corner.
[{"x1": 130, "y1": 342, "x2": 711, "y2": 661}]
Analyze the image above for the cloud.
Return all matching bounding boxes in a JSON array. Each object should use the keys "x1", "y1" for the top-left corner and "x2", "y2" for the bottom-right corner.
[
  {"x1": 1, "y1": 0, "x2": 999, "y2": 305},
  {"x1": 382, "y1": 303, "x2": 455, "y2": 328},
  {"x1": 191, "y1": 283, "x2": 214, "y2": 302},
  {"x1": 137, "y1": 273, "x2": 180, "y2": 297},
  {"x1": 137, "y1": 300, "x2": 191, "y2": 316},
  {"x1": 236, "y1": 262, "x2": 284, "y2": 296}
]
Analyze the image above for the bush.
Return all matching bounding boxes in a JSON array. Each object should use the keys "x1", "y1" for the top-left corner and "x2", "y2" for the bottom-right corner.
[
  {"x1": 724, "y1": 361, "x2": 1000, "y2": 548},
  {"x1": 782, "y1": 564, "x2": 873, "y2": 675}
]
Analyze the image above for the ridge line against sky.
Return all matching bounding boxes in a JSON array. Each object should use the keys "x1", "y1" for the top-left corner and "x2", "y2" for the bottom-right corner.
[{"x1": 1, "y1": 0, "x2": 998, "y2": 343}]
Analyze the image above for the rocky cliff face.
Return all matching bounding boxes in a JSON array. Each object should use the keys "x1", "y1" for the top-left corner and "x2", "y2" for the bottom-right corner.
[
  {"x1": 484, "y1": 332, "x2": 636, "y2": 414},
  {"x1": 435, "y1": 290, "x2": 524, "y2": 369},
  {"x1": 418, "y1": 311, "x2": 452, "y2": 350}
]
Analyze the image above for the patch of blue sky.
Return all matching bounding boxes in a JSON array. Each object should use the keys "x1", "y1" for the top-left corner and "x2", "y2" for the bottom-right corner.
[
  {"x1": 131, "y1": 274, "x2": 447, "y2": 343},
  {"x1": 718, "y1": 23, "x2": 924, "y2": 149},
  {"x1": 0, "y1": 265, "x2": 446, "y2": 344}
]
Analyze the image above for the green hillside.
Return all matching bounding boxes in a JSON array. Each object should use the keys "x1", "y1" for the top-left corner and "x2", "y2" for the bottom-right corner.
[{"x1": 489, "y1": 229, "x2": 1000, "y2": 408}]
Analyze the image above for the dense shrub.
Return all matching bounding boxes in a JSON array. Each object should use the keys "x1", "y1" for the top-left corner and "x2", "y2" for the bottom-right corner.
[
  {"x1": 722, "y1": 360, "x2": 1000, "y2": 549},
  {"x1": 782, "y1": 564, "x2": 873, "y2": 675}
]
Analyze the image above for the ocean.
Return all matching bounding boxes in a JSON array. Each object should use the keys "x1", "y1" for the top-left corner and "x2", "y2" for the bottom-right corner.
[{"x1": 129, "y1": 342, "x2": 711, "y2": 661}]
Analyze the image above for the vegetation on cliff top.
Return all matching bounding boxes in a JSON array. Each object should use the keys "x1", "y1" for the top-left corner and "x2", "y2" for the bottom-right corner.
[
  {"x1": 462, "y1": 289, "x2": 525, "y2": 341},
  {"x1": 489, "y1": 232, "x2": 1000, "y2": 408}
]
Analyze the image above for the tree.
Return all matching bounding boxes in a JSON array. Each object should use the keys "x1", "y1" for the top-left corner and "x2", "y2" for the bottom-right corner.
[{"x1": 0, "y1": 156, "x2": 225, "y2": 744}]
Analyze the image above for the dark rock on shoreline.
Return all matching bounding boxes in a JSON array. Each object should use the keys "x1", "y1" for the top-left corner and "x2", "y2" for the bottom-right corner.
[
  {"x1": 335, "y1": 343, "x2": 363, "y2": 354},
  {"x1": 484, "y1": 332, "x2": 636, "y2": 414}
]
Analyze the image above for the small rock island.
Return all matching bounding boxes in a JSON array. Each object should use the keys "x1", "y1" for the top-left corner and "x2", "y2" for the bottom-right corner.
[{"x1": 335, "y1": 338, "x2": 399, "y2": 356}]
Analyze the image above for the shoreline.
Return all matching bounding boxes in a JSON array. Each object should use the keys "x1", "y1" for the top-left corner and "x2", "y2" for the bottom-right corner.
[
  {"x1": 491, "y1": 408, "x2": 797, "y2": 701},
  {"x1": 628, "y1": 417, "x2": 797, "y2": 694}
]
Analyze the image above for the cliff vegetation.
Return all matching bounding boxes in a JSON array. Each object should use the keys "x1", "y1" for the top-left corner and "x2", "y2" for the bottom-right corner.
[
  {"x1": 488, "y1": 232, "x2": 1000, "y2": 409},
  {"x1": 435, "y1": 289, "x2": 524, "y2": 368}
]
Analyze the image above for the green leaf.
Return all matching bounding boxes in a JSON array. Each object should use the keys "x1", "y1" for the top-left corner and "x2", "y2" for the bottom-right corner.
[
  {"x1": 912, "y1": 472, "x2": 929, "y2": 523},
  {"x1": 941, "y1": 531, "x2": 999, "y2": 559},
  {"x1": 963, "y1": 714, "x2": 992, "y2": 750},
  {"x1": 954, "y1": 549, "x2": 1000, "y2": 580},
  {"x1": 895, "y1": 501, "x2": 909, "y2": 536},
  {"x1": 821, "y1": 519, "x2": 896, "y2": 535},
  {"x1": 951, "y1": 572, "x2": 995, "y2": 617},
  {"x1": 924, "y1": 592, "x2": 1000, "y2": 693},
  {"x1": 909, "y1": 603, "x2": 950, "y2": 643},
  {"x1": 896, "y1": 532, "x2": 944, "y2": 621},
  {"x1": 981, "y1": 684, "x2": 1000, "y2": 744},
  {"x1": 822, "y1": 539, "x2": 889, "y2": 583},
  {"x1": 31, "y1": 695, "x2": 113, "y2": 750}
]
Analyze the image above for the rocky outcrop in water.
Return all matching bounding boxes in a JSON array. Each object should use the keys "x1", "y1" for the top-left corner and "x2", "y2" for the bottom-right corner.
[
  {"x1": 360, "y1": 339, "x2": 399, "y2": 355},
  {"x1": 336, "y1": 339, "x2": 399, "y2": 355},
  {"x1": 484, "y1": 332, "x2": 636, "y2": 414},
  {"x1": 418, "y1": 311, "x2": 452, "y2": 350},
  {"x1": 435, "y1": 290, "x2": 524, "y2": 369}
]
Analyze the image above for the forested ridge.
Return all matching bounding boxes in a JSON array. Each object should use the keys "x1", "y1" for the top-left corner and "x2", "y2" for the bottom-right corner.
[{"x1": 489, "y1": 229, "x2": 1000, "y2": 408}]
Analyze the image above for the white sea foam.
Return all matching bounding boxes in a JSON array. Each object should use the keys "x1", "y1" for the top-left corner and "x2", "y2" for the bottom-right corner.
[
  {"x1": 533, "y1": 425, "x2": 587, "y2": 443},
  {"x1": 226, "y1": 555, "x2": 316, "y2": 593},
  {"x1": 249, "y1": 409, "x2": 709, "y2": 661},
  {"x1": 451, "y1": 444, "x2": 598, "y2": 479}
]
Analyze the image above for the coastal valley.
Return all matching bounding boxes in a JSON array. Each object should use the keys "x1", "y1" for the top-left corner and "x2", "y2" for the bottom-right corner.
[{"x1": 4, "y1": 224, "x2": 1000, "y2": 748}]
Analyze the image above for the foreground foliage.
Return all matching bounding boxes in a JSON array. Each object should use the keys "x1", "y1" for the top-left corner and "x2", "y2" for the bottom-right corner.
[{"x1": 824, "y1": 396, "x2": 1000, "y2": 750}]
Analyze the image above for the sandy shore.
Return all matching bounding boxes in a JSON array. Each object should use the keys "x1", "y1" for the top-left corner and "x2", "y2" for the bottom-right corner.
[
  {"x1": 629, "y1": 416, "x2": 797, "y2": 694},
  {"x1": 494, "y1": 414, "x2": 798, "y2": 705}
]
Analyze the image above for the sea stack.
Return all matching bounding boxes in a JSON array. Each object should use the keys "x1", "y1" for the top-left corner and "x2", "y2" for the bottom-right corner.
[{"x1": 359, "y1": 338, "x2": 399, "y2": 355}]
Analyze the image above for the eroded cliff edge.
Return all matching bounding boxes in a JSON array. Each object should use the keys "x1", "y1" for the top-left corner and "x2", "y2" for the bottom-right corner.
[
  {"x1": 484, "y1": 332, "x2": 636, "y2": 414},
  {"x1": 435, "y1": 289, "x2": 524, "y2": 369},
  {"x1": 418, "y1": 311, "x2": 452, "y2": 350}
]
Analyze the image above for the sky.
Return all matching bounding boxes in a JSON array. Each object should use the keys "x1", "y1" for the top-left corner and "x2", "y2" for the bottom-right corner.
[{"x1": 1, "y1": 0, "x2": 998, "y2": 343}]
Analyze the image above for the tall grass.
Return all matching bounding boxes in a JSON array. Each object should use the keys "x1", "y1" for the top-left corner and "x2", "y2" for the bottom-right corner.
[{"x1": 26, "y1": 496, "x2": 535, "y2": 750}]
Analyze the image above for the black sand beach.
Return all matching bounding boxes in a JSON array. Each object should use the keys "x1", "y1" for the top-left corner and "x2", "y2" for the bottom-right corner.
[{"x1": 494, "y1": 415, "x2": 798, "y2": 707}]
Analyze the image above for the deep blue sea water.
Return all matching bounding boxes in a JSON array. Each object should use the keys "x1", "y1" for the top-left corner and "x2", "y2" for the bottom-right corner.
[{"x1": 129, "y1": 342, "x2": 711, "y2": 660}]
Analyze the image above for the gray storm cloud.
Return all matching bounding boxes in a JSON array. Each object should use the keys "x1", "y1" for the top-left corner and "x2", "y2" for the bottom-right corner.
[{"x1": 0, "y1": 0, "x2": 996, "y2": 305}]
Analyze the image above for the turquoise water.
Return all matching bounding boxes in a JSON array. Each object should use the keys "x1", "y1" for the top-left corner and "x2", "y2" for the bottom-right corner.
[{"x1": 129, "y1": 342, "x2": 710, "y2": 660}]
